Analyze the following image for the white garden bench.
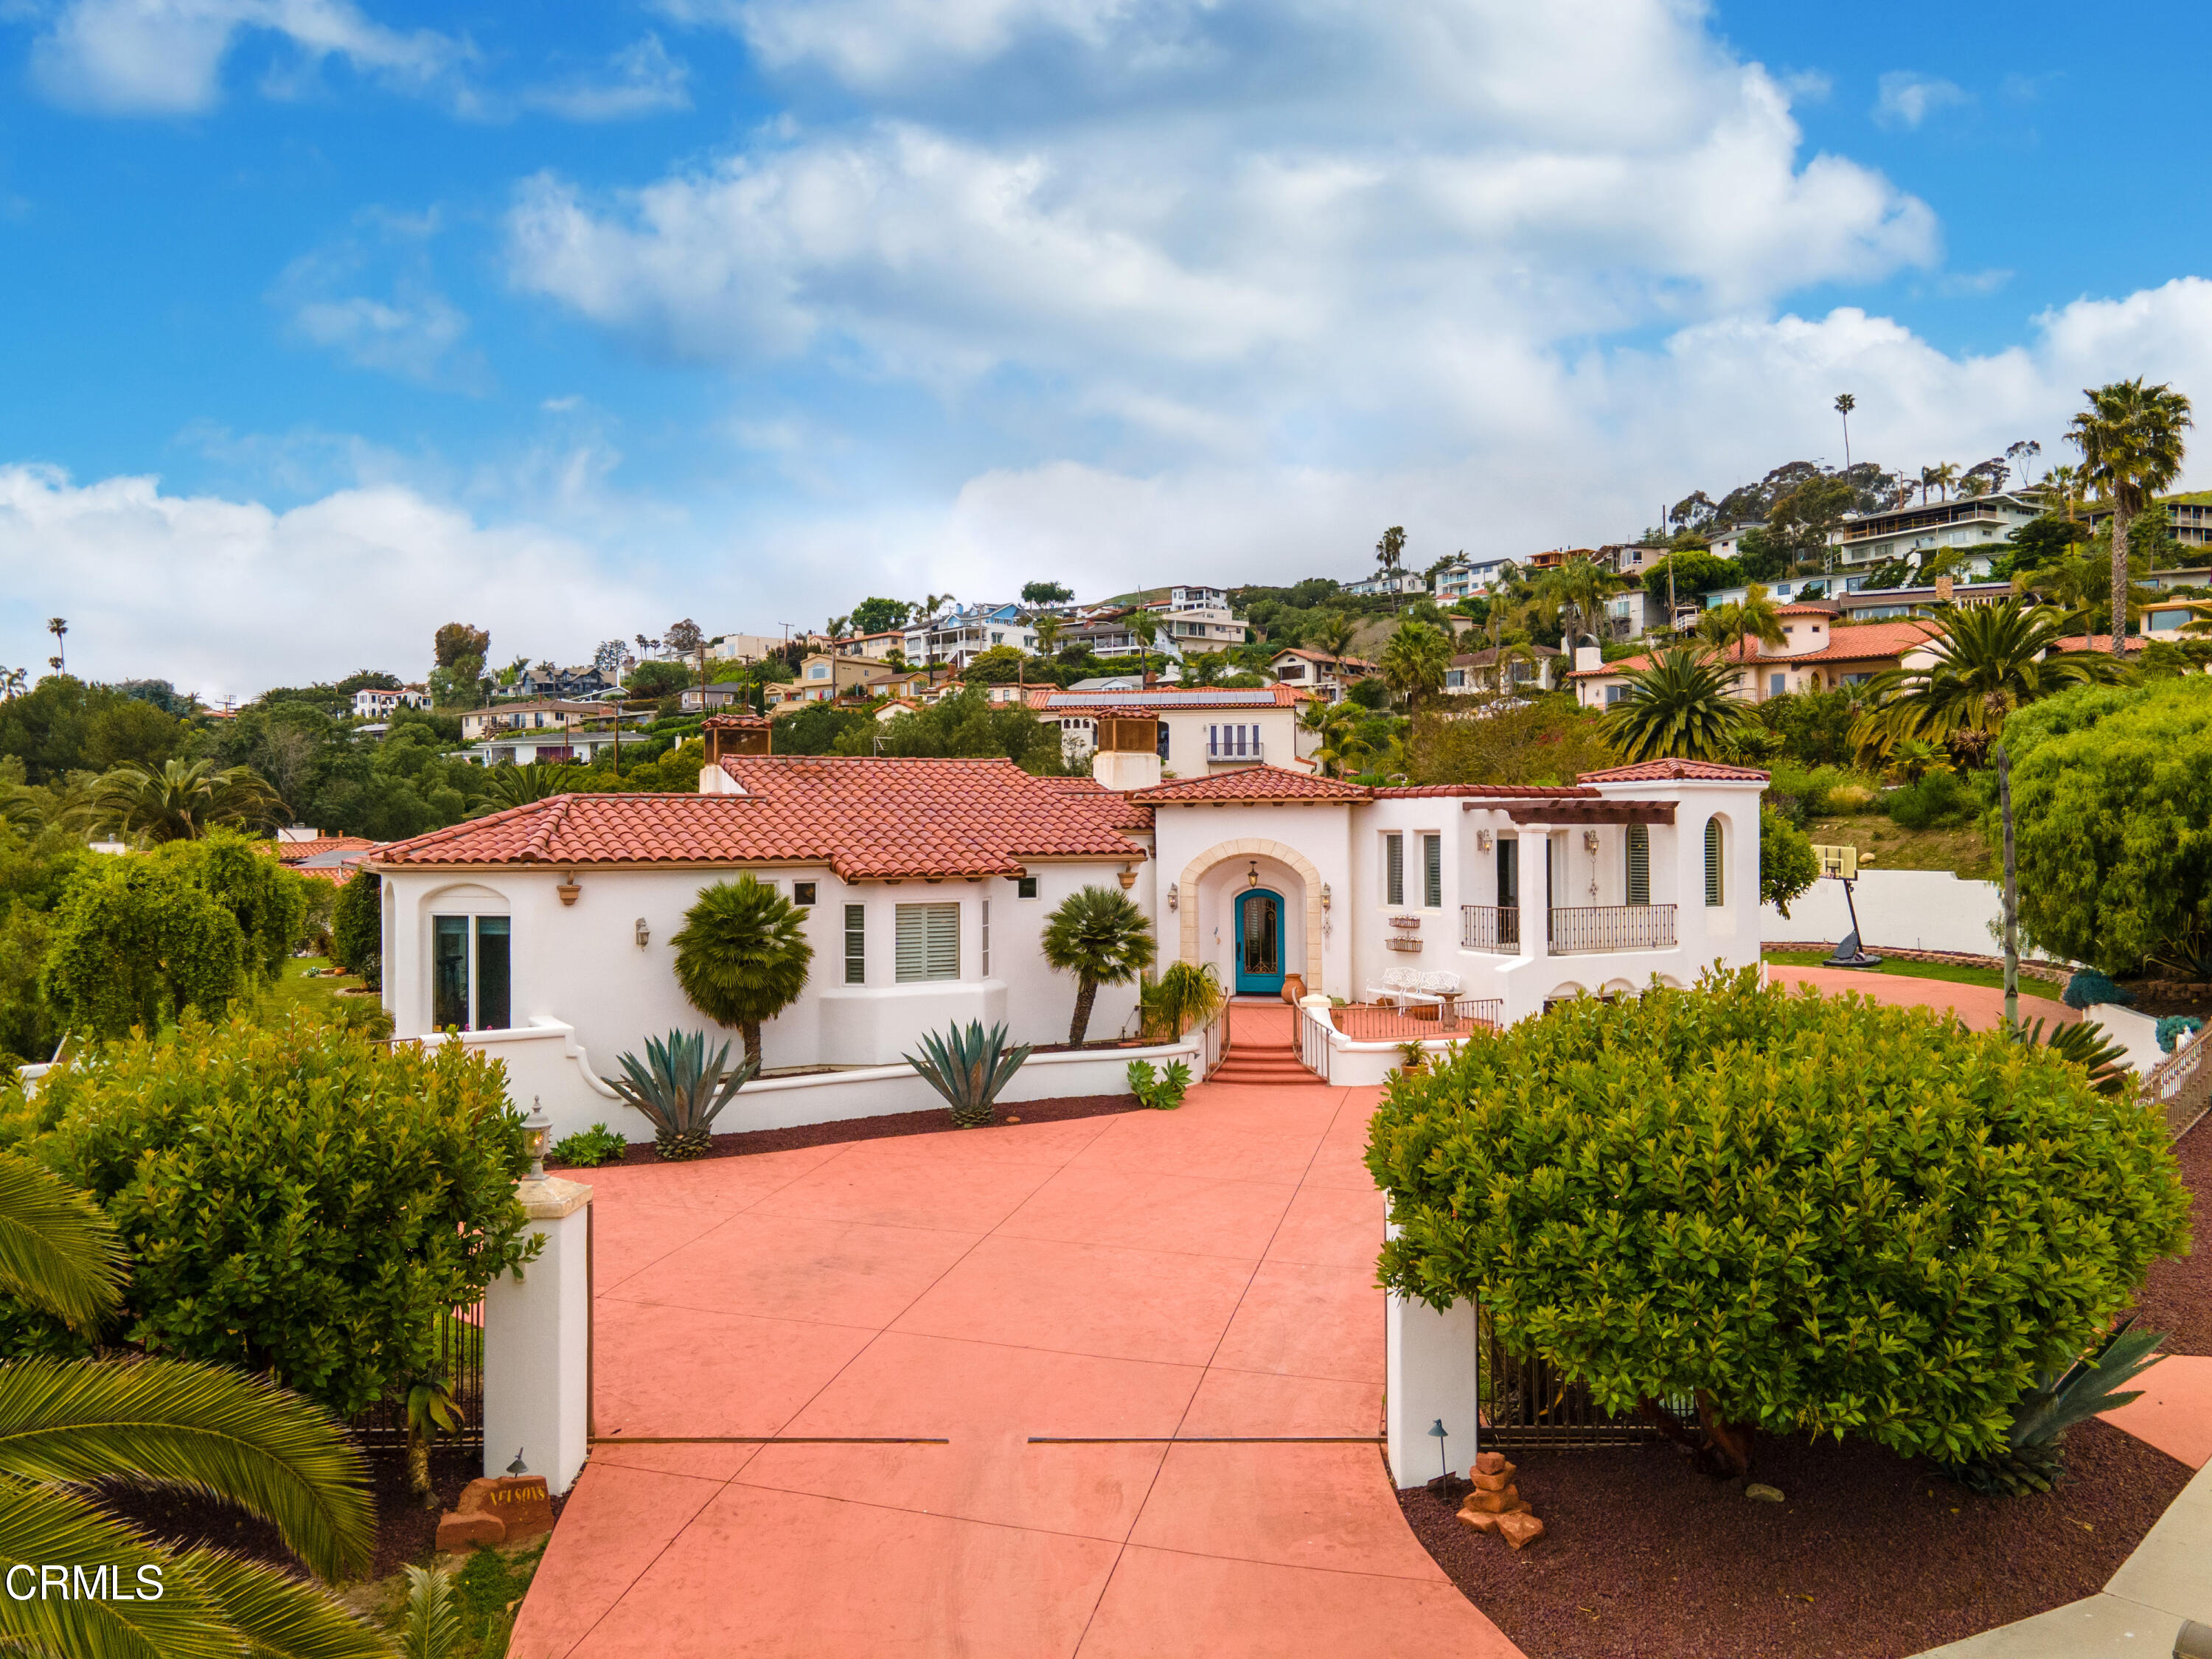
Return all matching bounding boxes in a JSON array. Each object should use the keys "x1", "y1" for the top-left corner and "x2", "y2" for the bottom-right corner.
[{"x1": 1366, "y1": 968, "x2": 1462, "y2": 1019}]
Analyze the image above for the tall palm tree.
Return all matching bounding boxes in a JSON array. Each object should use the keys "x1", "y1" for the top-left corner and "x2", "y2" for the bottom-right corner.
[
  {"x1": 1930, "y1": 462, "x2": 1960, "y2": 501},
  {"x1": 98, "y1": 758, "x2": 284, "y2": 842},
  {"x1": 45, "y1": 617, "x2": 66, "y2": 673},
  {"x1": 1599, "y1": 648, "x2": 1756, "y2": 763},
  {"x1": 1379, "y1": 619, "x2": 1452, "y2": 709},
  {"x1": 2039, "y1": 462, "x2": 2084, "y2": 523},
  {"x1": 1917, "y1": 466, "x2": 1941, "y2": 504},
  {"x1": 0, "y1": 666, "x2": 25, "y2": 700},
  {"x1": 2068, "y1": 378, "x2": 2194, "y2": 657},
  {"x1": 671, "y1": 875, "x2": 815, "y2": 1068},
  {"x1": 1834, "y1": 393, "x2": 1856, "y2": 484},
  {"x1": 1852, "y1": 599, "x2": 2126, "y2": 755},
  {"x1": 1033, "y1": 613, "x2": 1065, "y2": 659},
  {"x1": 0, "y1": 1155, "x2": 386, "y2": 1658},
  {"x1": 1041, "y1": 885, "x2": 1155, "y2": 1043},
  {"x1": 1536, "y1": 558, "x2": 1620, "y2": 647},
  {"x1": 1299, "y1": 699, "x2": 1371, "y2": 776},
  {"x1": 1127, "y1": 609, "x2": 1161, "y2": 680}
]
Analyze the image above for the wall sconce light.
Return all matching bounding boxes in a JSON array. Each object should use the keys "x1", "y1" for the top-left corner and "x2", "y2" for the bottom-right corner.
[
  {"x1": 556, "y1": 873, "x2": 580, "y2": 906},
  {"x1": 1582, "y1": 829, "x2": 1601, "y2": 852},
  {"x1": 523, "y1": 1099, "x2": 551, "y2": 1180},
  {"x1": 1320, "y1": 883, "x2": 1332, "y2": 911},
  {"x1": 634, "y1": 917, "x2": 651, "y2": 948},
  {"x1": 1167, "y1": 881, "x2": 1179, "y2": 911},
  {"x1": 1475, "y1": 829, "x2": 1493, "y2": 852},
  {"x1": 1246, "y1": 860, "x2": 1259, "y2": 888}
]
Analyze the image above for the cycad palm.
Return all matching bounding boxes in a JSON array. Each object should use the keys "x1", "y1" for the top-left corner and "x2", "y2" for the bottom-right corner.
[
  {"x1": 97, "y1": 759, "x2": 282, "y2": 843},
  {"x1": 1041, "y1": 885, "x2": 1155, "y2": 1044},
  {"x1": 2068, "y1": 378, "x2": 2194, "y2": 657},
  {"x1": 1599, "y1": 647, "x2": 1755, "y2": 763},
  {"x1": 0, "y1": 1155, "x2": 386, "y2": 1658},
  {"x1": 1852, "y1": 599, "x2": 2124, "y2": 754},
  {"x1": 672, "y1": 876, "x2": 814, "y2": 1069}
]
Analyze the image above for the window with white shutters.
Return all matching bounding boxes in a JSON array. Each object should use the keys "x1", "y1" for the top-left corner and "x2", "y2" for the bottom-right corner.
[
  {"x1": 1626, "y1": 824, "x2": 1651, "y2": 906},
  {"x1": 1384, "y1": 832, "x2": 1404, "y2": 907},
  {"x1": 895, "y1": 902, "x2": 961, "y2": 981},
  {"x1": 1422, "y1": 834, "x2": 1441, "y2": 908}
]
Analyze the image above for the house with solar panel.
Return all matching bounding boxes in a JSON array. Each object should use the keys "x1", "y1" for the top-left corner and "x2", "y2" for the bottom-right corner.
[{"x1": 365, "y1": 712, "x2": 1766, "y2": 1137}]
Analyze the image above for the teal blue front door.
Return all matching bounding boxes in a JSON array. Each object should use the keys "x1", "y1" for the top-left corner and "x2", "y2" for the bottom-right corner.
[{"x1": 1235, "y1": 888, "x2": 1285, "y2": 995}]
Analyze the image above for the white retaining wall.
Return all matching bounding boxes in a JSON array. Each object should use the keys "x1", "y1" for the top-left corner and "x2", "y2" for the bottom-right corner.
[
  {"x1": 423, "y1": 1018, "x2": 1203, "y2": 1142},
  {"x1": 1762, "y1": 869, "x2": 2004, "y2": 958}
]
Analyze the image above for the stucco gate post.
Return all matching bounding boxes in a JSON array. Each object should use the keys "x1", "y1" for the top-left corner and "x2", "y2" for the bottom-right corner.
[{"x1": 483, "y1": 1172, "x2": 594, "y2": 1495}]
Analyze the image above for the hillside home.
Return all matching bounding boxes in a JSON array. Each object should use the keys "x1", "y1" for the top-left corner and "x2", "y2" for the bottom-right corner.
[
  {"x1": 833, "y1": 630, "x2": 907, "y2": 661},
  {"x1": 902, "y1": 603, "x2": 1037, "y2": 669},
  {"x1": 1344, "y1": 570, "x2": 1427, "y2": 597},
  {"x1": 1446, "y1": 644, "x2": 1565, "y2": 693},
  {"x1": 1141, "y1": 586, "x2": 1248, "y2": 648},
  {"x1": 1058, "y1": 609, "x2": 1186, "y2": 667},
  {"x1": 2087, "y1": 494, "x2": 2212, "y2": 549},
  {"x1": 1032, "y1": 684, "x2": 1317, "y2": 771},
  {"x1": 370, "y1": 720, "x2": 1765, "y2": 1138},
  {"x1": 1569, "y1": 610, "x2": 1941, "y2": 706},
  {"x1": 1267, "y1": 648, "x2": 1375, "y2": 702},
  {"x1": 1826, "y1": 492, "x2": 2042, "y2": 574},
  {"x1": 1433, "y1": 557, "x2": 1512, "y2": 601},
  {"x1": 351, "y1": 685, "x2": 431, "y2": 718},
  {"x1": 459, "y1": 700, "x2": 612, "y2": 742}
]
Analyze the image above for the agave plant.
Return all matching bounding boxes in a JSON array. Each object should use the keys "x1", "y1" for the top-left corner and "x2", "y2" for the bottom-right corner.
[
  {"x1": 602, "y1": 1029, "x2": 759, "y2": 1160},
  {"x1": 1945, "y1": 1319, "x2": 2168, "y2": 1495},
  {"x1": 905, "y1": 1020, "x2": 1032, "y2": 1129}
]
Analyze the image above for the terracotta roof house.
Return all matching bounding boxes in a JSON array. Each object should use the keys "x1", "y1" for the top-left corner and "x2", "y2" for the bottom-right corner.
[
  {"x1": 260, "y1": 834, "x2": 380, "y2": 884},
  {"x1": 366, "y1": 717, "x2": 1766, "y2": 1144},
  {"x1": 1568, "y1": 614, "x2": 1941, "y2": 709},
  {"x1": 1029, "y1": 684, "x2": 1317, "y2": 774},
  {"x1": 1267, "y1": 649, "x2": 1375, "y2": 703},
  {"x1": 1446, "y1": 644, "x2": 1565, "y2": 694}
]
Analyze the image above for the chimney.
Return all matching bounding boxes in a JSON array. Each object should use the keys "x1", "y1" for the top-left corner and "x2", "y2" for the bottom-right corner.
[
  {"x1": 1091, "y1": 713, "x2": 1163, "y2": 792},
  {"x1": 1573, "y1": 644, "x2": 1602, "y2": 674}
]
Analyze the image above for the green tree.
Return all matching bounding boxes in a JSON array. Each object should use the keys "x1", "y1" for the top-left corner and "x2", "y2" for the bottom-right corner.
[
  {"x1": 30, "y1": 1009, "x2": 535, "y2": 1419},
  {"x1": 2068, "y1": 378, "x2": 2193, "y2": 656},
  {"x1": 1535, "y1": 559, "x2": 1619, "y2": 646},
  {"x1": 1717, "y1": 583, "x2": 1787, "y2": 695},
  {"x1": 1639, "y1": 549, "x2": 1736, "y2": 604},
  {"x1": 624, "y1": 660, "x2": 692, "y2": 700},
  {"x1": 1041, "y1": 885, "x2": 1156, "y2": 1044},
  {"x1": 157, "y1": 829, "x2": 310, "y2": 984},
  {"x1": 83, "y1": 696, "x2": 184, "y2": 773},
  {"x1": 957, "y1": 644, "x2": 1031, "y2": 685},
  {"x1": 2003, "y1": 675, "x2": 2212, "y2": 976},
  {"x1": 849, "y1": 597, "x2": 913, "y2": 635},
  {"x1": 1368, "y1": 967, "x2": 2189, "y2": 1479},
  {"x1": 1379, "y1": 619, "x2": 1452, "y2": 709},
  {"x1": 1405, "y1": 696, "x2": 1613, "y2": 787},
  {"x1": 1021, "y1": 581, "x2": 1074, "y2": 605},
  {"x1": 331, "y1": 868, "x2": 383, "y2": 987},
  {"x1": 1760, "y1": 804, "x2": 1818, "y2": 916},
  {"x1": 1309, "y1": 611, "x2": 1360, "y2": 661},
  {"x1": 672, "y1": 876, "x2": 814, "y2": 1068},
  {"x1": 41, "y1": 858, "x2": 246, "y2": 1037},
  {"x1": 1598, "y1": 647, "x2": 1754, "y2": 762},
  {"x1": 98, "y1": 757, "x2": 285, "y2": 842},
  {"x1": 0, "y1": 1154, "x2": 390, "y2": 1658}
]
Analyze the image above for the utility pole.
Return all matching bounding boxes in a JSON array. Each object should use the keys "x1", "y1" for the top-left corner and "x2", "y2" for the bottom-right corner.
[{"x1": 1998, "y1": 744, "x2": 2020, "y2": 1032}]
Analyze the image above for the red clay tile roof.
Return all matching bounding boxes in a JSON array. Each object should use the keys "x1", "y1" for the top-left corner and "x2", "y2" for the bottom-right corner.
[
  {"x1": 1127, "y1": 765, "x2": 1369, "y2": 804},
  {"x1": 1368, "y1": 784, "x2": 1599, "y2": 799},
  {"x1": 1571, "y1": 620, "x2": 1939, "y2": 677},
  {"x1": 259, "y1": 835, "x2": 378, "y2": 864},
  {"x1": 1577, "y1": 759, "x2": 1770, "y2": 783},
  {"x1": 369, "y1": 758, "x2": 1149, "y2": 878}
]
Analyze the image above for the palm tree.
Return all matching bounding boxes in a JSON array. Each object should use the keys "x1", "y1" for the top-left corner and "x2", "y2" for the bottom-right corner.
[
  {"x1": 1379, "y1": 619, "x2": 1452, "y2": 709},
  {"x1": 1834, "y1": 393, "x2": 1856, "y2": 484},
  {"x1": 1917, "y1": 466, "x2": 1940, "y2": 504},
  {"x1": 1852, "y1": 599, "x2": 2126, "y2": 754},
  {"x1": 1726, "y1": 583, "x2": 1788, "y2": 699},
  {"x1": 1041, "y1": 885, "x2": 1156, "y2": 1044},
  {"x1": 45, "y1": 617, "x2": 66, "y2": 673},
  {"x1": 1536, "y1": 558, "x2": 1620, "y2": 647},
  {"x1": 1300, "y1": 699, "x2": 1371, "y2": 776},
  {"x1": 1599, "y1": 647, "x2": 1756, "y2": 763},
  {"x1": 0, "y1": 1155, "x2": 386, "y2": 1657},
  {"x1": 1374, "y1": 526, "x2": 1407, "y2": 607},
  {"x1": 671, "y1": 875, "x2": 815, "y2": 1068},
  {"x1": 1127, "y1": 609, "x2": 1161, "y2": 680},
  {"x1": 0, "y1": 666, "x2": 24, "y2": 700},
  {"x1": 1310, "y1": 611, "x2": 1360, "y2": 661},
  {"x1": 1930, "y1": 462, "x2": 1960, "y2": 501},
  {"x1": 98, "y1": 757, "x2": 284, "y2": 842},
  {"x1": 2068, "y1": 378, "x2": 2194, "y2": 658},
  {"x1": 1033, "y1": 613, "x2": 1065, "y2": 659},
  {"x1": 472, "y1": 761, "x2": 583, "y2": 813},
  {"x1": 2039, "y1": 462, "x2": 2084, "y2": 523}
]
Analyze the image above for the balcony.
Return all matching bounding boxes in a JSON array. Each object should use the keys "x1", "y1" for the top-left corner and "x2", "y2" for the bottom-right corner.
[
  {"x1": 1461, "y1": 905, "x2": 1520, "y2": 953},
  {"x1": 1548, "y1": 904, "x2": 1677, "y2": 954},
  {"x1": 1206, "y1": 738, "x2": 1265, "y2": 763}
]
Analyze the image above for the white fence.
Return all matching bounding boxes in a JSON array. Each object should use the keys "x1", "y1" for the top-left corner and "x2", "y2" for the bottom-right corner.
[{"x1": 1761, "y1": 869, "x2": 2006, "y2": 957}]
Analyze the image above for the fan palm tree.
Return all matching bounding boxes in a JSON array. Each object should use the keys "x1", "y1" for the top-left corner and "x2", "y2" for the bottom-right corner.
[
  {"x1": 1041, "y1": 885, "x2": 1156, "y2": 1044},
  {"x1": 0, "y1": 667, "x2": 25, "y2": 700},
  {"x1": 97, "y1": 758, "x2": 283, "y2": 842},
  {"x1": 1599, "y1": 647, "x2": 1756, "y2": 763},
  {"x1": 671, "y1": 875, "x2": 815, "y2": 1068},
  {"x1": 1379, "y1": 619, "x2": 1452, "y2": 709},
  {"x1": 0, "y1": 1155, "x2": 386, "y2": 1657},
  {"x1": 2039, "y1": 462, "x2": 2084, "y2": 523},
  {"x1": 1536, "y1": 558, "x2": 1619, "y2": 646},
  {"x1": 1930, "y1": 462, "x2": 1960, "y2": 501},
  {"x1": 1852, "y1": 599, "x2": 2126, "y2": 755},
  {"x1": 2068, "y1": 378, "x2": 2194, "y2": 657},
  {"x1": 1299, "y1": 700, "x2": 1371, "y2": 776}
]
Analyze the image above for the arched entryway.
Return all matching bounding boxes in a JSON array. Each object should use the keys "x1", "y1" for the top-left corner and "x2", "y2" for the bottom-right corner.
[
  {"x1": 1234, "y1": 887, "x2": 1287, "y2": 995},
  {"x1": 1177, "y1": 837, "x2": 1326, "y2": 992}
]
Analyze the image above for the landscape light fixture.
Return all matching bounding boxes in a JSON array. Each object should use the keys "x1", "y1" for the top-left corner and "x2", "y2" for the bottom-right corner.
[
  {"x1": 1167, "y1": 882, "x2": 1178, "y2": 911},
  {"x1": 522, "y1": 1101, "x2": 551, "y2": 1181},
  {"x1": 635, "y1": 917, "x2": 650, "y2": 948},
  {"x1": 507, "y1": 1449, "x2": 529, "y2": 1478}
]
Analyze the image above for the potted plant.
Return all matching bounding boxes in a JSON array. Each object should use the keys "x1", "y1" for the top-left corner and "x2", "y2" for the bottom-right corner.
[{"x1": 1397, "y1": 1038, "x2": 1430, "y2": 1077}]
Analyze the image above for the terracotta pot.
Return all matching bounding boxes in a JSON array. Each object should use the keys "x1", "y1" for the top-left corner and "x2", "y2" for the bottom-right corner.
[{"x1": 1281, "y1": 974, "x2": 1307, "y2": 1004}]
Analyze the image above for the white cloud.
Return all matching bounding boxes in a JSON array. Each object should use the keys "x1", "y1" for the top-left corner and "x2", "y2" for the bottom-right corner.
[
  {"x1": 30, "y1": 0, "x2": 465, "y2": 115},
  {"x1": 521, "y1": 35, "x2": 691, "y2": 122},
  {"x1": 271, "y1": 212, "x2": 487, "y2": 390},
  {"x1": 1874, "y1": 72, "x2": 1971, "y2": 131},
  {"x1": 0, "y1": 466, "x2": 650, "y2": 700}
]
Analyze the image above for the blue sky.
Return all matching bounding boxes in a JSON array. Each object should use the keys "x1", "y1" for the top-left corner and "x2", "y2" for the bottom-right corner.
[{"x1": 3, "y1": 0, "x2": 2210, "y2": 698}]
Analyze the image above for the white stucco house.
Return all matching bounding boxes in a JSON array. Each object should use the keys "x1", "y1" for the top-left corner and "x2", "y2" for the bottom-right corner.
[{"x1": 369, "y1": 715, "x2": 1766, "y2": 1139}]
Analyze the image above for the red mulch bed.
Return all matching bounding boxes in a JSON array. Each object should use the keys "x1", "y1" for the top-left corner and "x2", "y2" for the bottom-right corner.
[
  {"x1": 554, "y1": 1092, "x2": 1144, "y2": 1169},
  {"x1": 100, "y1": 1441, "x2": 562, "y2": 1582},
  {"x1": 2130, "y1": 1116, "x2": 2209, "y2": 1354},
  {"x1": 1399, "y1": 1420, "x2": 2188, "y2": 1659}
]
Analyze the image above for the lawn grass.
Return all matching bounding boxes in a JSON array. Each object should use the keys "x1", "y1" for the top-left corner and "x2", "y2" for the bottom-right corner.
[
  {"x1": 1762, "y1": 950, "x2": 2063, "y2": 1002},
  {"x1": 266, "y1": 956, "x2": 368, "y2": 1016}
]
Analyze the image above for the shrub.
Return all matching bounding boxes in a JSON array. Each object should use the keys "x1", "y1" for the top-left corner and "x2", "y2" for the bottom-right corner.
[
  {"x1": 550, "y1": 1122, "x2": 629, "y2": 1168},
  {"x1": 1127, "y1": 1058, "x2": 1192, "y2": 1110},
  {"x1": 2157, "y1": 1015, "x2": 2204, "y2": 1054},
  {"x1": 1759, "y1": 805, "x2": 1818, "y2": 917},
  {"x1": 40, "y1": 857, "x2": 245, "y2": 1037},
  {"x1": 1367, "y1": 967, "x2": 2188, "y2": 1479},
  {"x1": 1885, "y1": 767, "x2": 1975, "y2": 830},
  {"x1": 27, "y1": 1009, "x2": 538, "y2": 1416},
  {"x1": 1767, "y1": 762, "x2": 1875, "y2": 821},
  {"x1": 2062, "y1": 971, "x2": 2135, "y2": 1011},
  {"x1": 159, "y1": 830, "x2": 308, "y2": 983},
  {"x1": 330, "y1": 869, "x2": 382, "y2": 989},
  {"x1": 1825, "y1": 783, "x2": 1878, "y2": 814}
]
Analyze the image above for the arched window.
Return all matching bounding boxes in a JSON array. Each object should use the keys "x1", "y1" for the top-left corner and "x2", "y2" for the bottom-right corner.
[{"x1": 1703, "y1": 818, "x2": 1725, "y2": 907}]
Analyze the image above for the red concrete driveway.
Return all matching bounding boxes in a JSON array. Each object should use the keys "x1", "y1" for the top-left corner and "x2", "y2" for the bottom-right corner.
[{"x1": 512, "y1": 1003, "x2": 1518, "y2": 1659}]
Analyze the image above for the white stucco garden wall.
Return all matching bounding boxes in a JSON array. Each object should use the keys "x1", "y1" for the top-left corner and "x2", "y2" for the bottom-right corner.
[{"x1": 1761, "y1": 869, "x2": 2006, "y2": 957}]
